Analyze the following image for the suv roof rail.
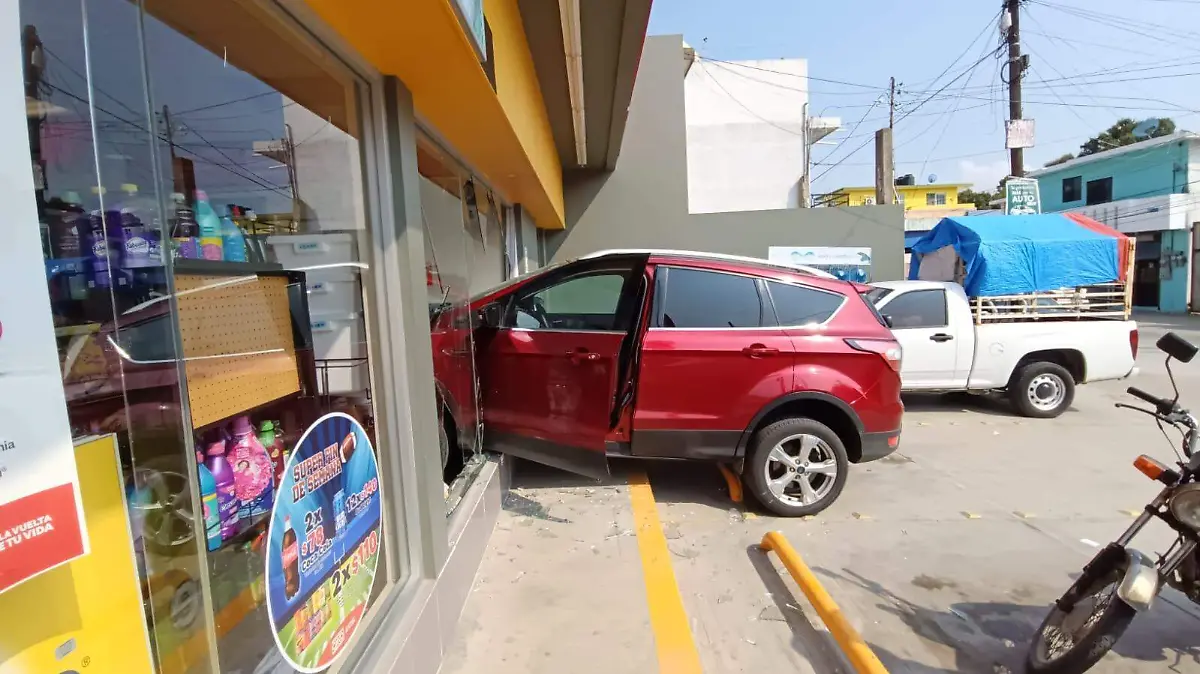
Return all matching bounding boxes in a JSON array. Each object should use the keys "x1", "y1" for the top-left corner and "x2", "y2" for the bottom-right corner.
[{"x1": 579, "y1": 249, "x2": 838, "y2": 279}]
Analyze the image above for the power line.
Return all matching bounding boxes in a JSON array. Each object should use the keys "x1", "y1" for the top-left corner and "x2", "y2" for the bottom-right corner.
[
  {"x1": 172, "y1": 90, "x2": 282, "y2": 116},
  {"x1": 692, "y1": 59, "x2": 808, "y2": 138},
  {"x1": 694, "y1": 55, "x2": 885, "y2": 91},
  {"x1": 43, "y1": 82, "x2": 290, "y2": 197}
]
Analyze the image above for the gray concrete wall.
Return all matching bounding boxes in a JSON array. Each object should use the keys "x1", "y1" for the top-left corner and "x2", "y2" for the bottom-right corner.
[{"x1": 550, "y1": 35, "x2": 905, "y2": 281}]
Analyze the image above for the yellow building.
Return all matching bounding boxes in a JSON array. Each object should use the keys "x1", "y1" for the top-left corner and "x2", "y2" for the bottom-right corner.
[{"x1": 823, "y1": 183, "x2": 975, "y2": 212}]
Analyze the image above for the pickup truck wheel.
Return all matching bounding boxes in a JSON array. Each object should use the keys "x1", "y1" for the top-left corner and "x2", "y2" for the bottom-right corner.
[
  {"x1": 745, "y1": 418, "x2": 848, "y2": 517},
  {"x1": 1011, "y1": 362, "x2": 1075, "y2": 419}
]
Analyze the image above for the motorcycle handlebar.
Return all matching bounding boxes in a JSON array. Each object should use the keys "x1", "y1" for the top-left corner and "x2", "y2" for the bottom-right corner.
[{"x1": 1128, "y1": 386, "x2": 1175, "y2": 415}]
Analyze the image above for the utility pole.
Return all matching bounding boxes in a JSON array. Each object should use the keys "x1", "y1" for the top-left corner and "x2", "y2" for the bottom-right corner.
[
  {"x1": 1005, "y1": 0, "x2": 1026, "y2": 177},
  {"x1": 888, "y1": 77, "x2": 896, "y2": 130},
  {"x1": 875, "y1": 128, "x2": 895, "y2": 206},
  {"x1": 800, "y1": 102, "x2": 811, "y2": 208}
]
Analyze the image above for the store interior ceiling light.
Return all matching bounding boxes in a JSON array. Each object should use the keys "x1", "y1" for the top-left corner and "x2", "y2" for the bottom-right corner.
[{"x1": 559, "y1": 0, "x2": 587, "y2": 167}]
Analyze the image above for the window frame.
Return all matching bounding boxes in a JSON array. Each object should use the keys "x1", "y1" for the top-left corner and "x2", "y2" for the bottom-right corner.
[
  {"x1": 1062, "y1": 176, "x2": 1082, "y2": 202},
  {"x1": 925, "y1": 192, "x2": 946, "y2": 206},
  {"x1": 652, "y1": 265, "x2": 768, "y2": 330},
  {"x1": 505, "y1": 268, "x2": 632, "y2": 332},
  {"x1": 1086, "y1": 177, "x2": 1114, "y2": 206},
  {"x1": 879, "y1": 288, "x2": 948, "y2": 329},
  {"x1": 762, "y1": 280, "x2": 847, "y2": 327}
]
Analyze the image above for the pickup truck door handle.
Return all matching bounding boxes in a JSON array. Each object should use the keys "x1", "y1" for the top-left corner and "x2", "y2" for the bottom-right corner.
[
  {"x1": 930, "y1": 333, "x2": 954, "y2": 343},
  {"x1": 566, "y1": 348, "x2": 600, "y2": 364},
  {"x1": 742, "y1": 344, "x2": 780, "y2": 358}
]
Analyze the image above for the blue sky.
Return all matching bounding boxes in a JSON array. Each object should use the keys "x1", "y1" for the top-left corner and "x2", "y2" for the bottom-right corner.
[{"x1": 648, "y1": 0, "x2": 1200, "y2": 194}]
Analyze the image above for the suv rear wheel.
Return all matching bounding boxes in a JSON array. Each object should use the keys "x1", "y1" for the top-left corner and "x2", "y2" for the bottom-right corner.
[{"x1": 744, "y1": 418, "x2": 849, "y2": 517}]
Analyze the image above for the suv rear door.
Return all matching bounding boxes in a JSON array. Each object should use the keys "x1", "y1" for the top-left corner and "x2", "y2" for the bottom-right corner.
[
  {"x1": 476, "y1": 258, "x2": 644, "y2": 478},
  {"x1": 630, "y1": 265, "x2": 794, "y2": 459}
]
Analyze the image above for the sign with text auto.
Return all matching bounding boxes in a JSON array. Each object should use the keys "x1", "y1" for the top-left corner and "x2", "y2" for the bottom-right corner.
[{"x1": 1005, "y1": 178, "x2": 1042, "y2": 216}]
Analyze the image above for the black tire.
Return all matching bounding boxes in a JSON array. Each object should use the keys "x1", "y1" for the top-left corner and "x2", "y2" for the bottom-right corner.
[
  {"x1": 1026, "y1": 571, "x2": 1136, "y2": 674},
  {"x1": 439, "y1": 421, "x2": 450, "y2": 472},
  {"x1": 1009, "y1": 361, "x2": 1075, "y2": 418},
  {"x1": 744, "y1": 417, "x2": 849, "y2": 517}
]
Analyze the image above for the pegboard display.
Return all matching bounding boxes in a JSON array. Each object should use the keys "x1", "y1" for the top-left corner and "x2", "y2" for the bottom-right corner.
[{"x1": 175, "y1": 273, "x2": 301, "y2": 428}]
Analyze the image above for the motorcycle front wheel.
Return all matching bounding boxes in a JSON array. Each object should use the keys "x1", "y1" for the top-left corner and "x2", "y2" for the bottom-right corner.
[{"x1": 1027, "y1": 567, "x2": 1136, "y2": 674}]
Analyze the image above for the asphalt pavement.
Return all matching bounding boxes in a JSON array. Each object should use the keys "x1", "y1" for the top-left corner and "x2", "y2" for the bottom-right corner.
[{"x1": 442, "y1": 311, "x2": 1200, "y2": 674}]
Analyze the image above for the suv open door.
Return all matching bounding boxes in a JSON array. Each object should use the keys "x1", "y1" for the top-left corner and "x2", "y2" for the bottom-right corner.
[{"x1": 474, "y1": 257, "x2": 646, "y2": 478}]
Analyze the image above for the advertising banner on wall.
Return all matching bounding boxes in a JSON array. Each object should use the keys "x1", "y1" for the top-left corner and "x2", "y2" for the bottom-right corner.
[
  {"x1": 768, "y1": 246, "x2": 873, "y2": 283},
  {"x1": 266, "y1": 412, "x2": 383, "y2": 672},
  {"x1": 0, "y1": 29, "x2": 89, "y2": 593}
]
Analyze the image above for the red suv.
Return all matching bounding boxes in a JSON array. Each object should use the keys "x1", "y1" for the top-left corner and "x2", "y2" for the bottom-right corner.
[{"x1": 434, "y1": 250, "x2": 903, "y2": 516}]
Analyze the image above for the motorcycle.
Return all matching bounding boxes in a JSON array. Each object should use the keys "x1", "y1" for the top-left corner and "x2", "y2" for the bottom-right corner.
[{"x1": 1027, "y1": 331, "x2": 1200, "y2": 673}]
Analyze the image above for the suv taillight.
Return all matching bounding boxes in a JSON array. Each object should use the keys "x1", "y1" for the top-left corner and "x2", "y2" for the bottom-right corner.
[
  {"x1": 846, "y1": 338, "x2": 903, "y2": 373},
  {"x1": 1130, "y1": 328, "x2": 1139, "y2": 360}
]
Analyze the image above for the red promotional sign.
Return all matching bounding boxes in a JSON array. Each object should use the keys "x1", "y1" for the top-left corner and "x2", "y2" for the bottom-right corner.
[{"x1": 0, "y1": 483, "x2": 86, "y2": 593}]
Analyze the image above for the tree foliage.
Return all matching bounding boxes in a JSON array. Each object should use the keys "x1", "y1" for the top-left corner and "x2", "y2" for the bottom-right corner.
[
  {"x1": 1079, "y1": 117, "x2": 1175, "y2": 156},
  {"x1": 958, "y1": 188, "x2": 999, "y2": 210},
  {"x1": 1044, "y1": 153, "x2": 1075, "y2": 167}
]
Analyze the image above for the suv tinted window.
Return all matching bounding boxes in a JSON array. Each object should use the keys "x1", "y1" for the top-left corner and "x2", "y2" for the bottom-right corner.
[
  {"x1": 511, "y1": 272, "x2": 627, "y2": 331},
  {"x1": 767, "y1": 282, "x2": 844, "y2": 325},
  {"x1": 660, "y1": 267, "x2": 762, "y2": 328},
  {"x1": 881, "y1": 289, "x2": 947, "y2": 329}
]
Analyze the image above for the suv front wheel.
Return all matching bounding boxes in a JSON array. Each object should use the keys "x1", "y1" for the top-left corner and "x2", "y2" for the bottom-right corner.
[{"x1": 744, "y1": 418, "x2": 849, "y2": 517}]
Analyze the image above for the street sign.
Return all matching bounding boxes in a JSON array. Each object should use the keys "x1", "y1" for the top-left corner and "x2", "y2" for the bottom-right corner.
[
  {"x1": 1004, "y1": 178, "x2": 1041, "y2": 215},
  {"x1": 1006, "y1": 119, "x2": 1036, "y2": 149}
]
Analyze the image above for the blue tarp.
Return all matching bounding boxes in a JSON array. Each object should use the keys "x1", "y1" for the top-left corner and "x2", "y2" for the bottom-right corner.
[
  {"x1": 907, "y1": 214, "x2": 1124, "y2": 297},
  {"x1": 903, "y1": 230, "x2": 928, "y2": 250}
]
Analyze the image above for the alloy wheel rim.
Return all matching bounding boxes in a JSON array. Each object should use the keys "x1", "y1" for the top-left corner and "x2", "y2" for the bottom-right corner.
[
  {"x1": 763, "y1": 433, "x2": 837, "y2": 506},
  {"x1": 1028, "y1": 373, "x2": 1066, "y2": 411}
]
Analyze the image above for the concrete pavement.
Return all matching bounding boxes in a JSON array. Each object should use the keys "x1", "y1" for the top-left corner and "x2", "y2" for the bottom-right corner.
[{"x1": 442, "y1": 313, "x2": 1200, "y2": 673}]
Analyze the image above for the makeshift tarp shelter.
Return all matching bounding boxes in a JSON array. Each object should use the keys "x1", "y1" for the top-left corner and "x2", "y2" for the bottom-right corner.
[{"x1": 907, "y1": 213, "x2": 1134, "y2": 297}]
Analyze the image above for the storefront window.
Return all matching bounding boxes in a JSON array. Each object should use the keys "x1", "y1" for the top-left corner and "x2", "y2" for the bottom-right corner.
[
  {"x1": 13, "y1": 0, "x2": 395, "y2": 672},
  {"x1": 418, "y1": 135, "x2": 509, "y2": 513}
]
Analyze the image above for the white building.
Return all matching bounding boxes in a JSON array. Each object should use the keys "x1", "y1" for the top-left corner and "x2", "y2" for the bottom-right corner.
[{"x1": 683, "y1": 50, "x2": 839, "y2": 214}]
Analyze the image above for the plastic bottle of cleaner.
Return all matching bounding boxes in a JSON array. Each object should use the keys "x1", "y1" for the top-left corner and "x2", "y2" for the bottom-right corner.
[
  {"x1": 221, "y1": 214, "x2": 247, "y2": 262},
  {"x1": 117, "y1": 183, "x2": 162, "y2": 269},
  {"x1": 86, "y1": 186, "x2": 113, "y2": 288},
  {"x1": 194, "y1": 190, "x2": 224, "y2": 261},
  {"x1": 205, "y1": 439, "x2": 240, "y2": 540},
  {"x1": 170, "y1": 192, "x2": 200, "y2": 260},
  {"x1": 230, "y1": 415, "x2": 274, "y2": 518},
  {"x1": 197, "y1": 450, "x2": 221, "y2": 551},
  {"x1": 51, "y1": 191, "x2": 85, "y2": 259},
  {"x1": 258, "y1": 420, "x2": 287, "y2": 487}
]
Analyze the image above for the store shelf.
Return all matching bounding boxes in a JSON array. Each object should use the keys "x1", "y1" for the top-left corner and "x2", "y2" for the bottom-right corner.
[{"x1": 174, "y1": 259, "x2": 284, "y2": 276}]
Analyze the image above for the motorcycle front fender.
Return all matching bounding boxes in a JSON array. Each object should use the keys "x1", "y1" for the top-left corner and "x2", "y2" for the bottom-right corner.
[{"x1": 1117, "y1": 548, "x2": 1161, "y2": 613}]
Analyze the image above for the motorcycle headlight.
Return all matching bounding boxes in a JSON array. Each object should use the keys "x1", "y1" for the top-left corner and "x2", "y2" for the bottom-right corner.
[{"x1": 1168, "y1": 484, "x2": 1200, "y2": 529}]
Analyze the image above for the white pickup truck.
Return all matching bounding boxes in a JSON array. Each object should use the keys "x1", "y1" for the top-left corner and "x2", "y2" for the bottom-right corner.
[{"x1": 867, "y1": 280, "x2": 1138, "y2": 418}]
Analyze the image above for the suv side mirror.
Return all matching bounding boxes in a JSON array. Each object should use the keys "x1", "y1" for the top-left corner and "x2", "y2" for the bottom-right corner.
[
  {"x1": 1158, "y1": 331, "x2": 1197, "y2": 363},
  {"x1": 881, "y1": 314, "x2": 895, "y2": 329},
  {"x1": 477, "y1": 302, "x2": 502, "y2": 329}
]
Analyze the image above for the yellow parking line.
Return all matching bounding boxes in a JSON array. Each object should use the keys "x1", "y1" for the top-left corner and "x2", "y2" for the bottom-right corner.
[{"x1": 628, "y1": 471, "x2": 704, "y2": 674}]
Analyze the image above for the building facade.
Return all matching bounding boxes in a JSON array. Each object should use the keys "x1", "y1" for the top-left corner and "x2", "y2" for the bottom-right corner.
[
  {"x1": 1029, "y1": 132, "x2": 1200, "y2": 312},
  {"x1": 681, "y1": 52, "x2": 839, "y2": 214},
  {"x1": 819, "y1": 183, "x2": 975, "y2": 212},
  {"x1": 552, "y1": 35, "x2": 904, "y2": 281},
  {"x1": 0, "y1": 1, "x2": 649, "y2": 673}
]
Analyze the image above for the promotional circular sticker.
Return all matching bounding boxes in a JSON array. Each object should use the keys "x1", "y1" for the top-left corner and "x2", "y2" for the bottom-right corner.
[{"x1": 265, "y1": 413, "x2": 383, "y2": 672}]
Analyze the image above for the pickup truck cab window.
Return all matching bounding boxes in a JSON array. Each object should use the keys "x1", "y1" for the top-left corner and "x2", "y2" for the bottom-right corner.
[
  {"x1": 657, "y1": 267, "x2": 763, "y2": 328},
  {"x1": 881, "y1": 289, "x2": 947, "y2": 329},
  {"x1": 509, "y1": 272, "x2": 627, "y2": 331},
  {"x1": 765, "y1": 281, "x2": 845, "y2": 326}
]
